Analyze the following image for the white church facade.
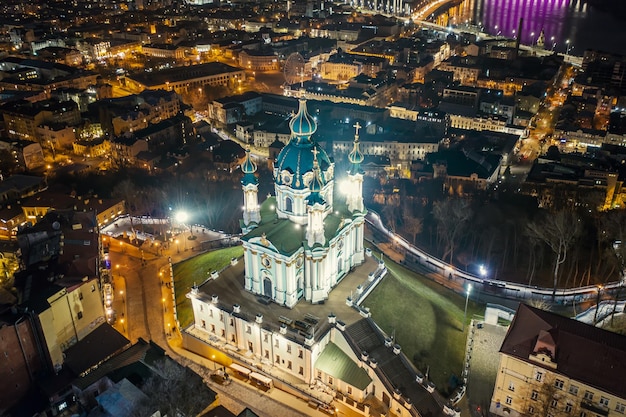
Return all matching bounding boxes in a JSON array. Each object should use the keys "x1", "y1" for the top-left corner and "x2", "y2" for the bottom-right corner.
[
  {"x1": 182, "y1": 97, "x2": 455, "y2": 417},
  {"x1": 239, "y1": 96, "x2": 367, "y2": 308}
]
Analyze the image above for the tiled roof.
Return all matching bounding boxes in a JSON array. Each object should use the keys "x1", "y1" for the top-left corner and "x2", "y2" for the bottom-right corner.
[
  {"x1": 501, "y1": 304, "x2": 626, "y2": 398},
  {"x1": 345, "y1": 318, "x2": 446, "y2": 417},
  {"x1": 315, "y1": 342, "x2": 372, "y2": 390}
]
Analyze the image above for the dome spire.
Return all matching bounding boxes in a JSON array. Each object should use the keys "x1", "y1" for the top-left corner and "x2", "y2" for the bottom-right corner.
[
  {"x1": 241, "y1": 148, "x2": 258, "y2": 186},
  {"x1": 348, "y1": 122, "x2": 364, "y2": 175},
  {"x1": 289, "y1": 97, "x2": 317, "y2": 144},
  {"x1": 242, "y1": 148, "x2": 257, "y2": 174}
]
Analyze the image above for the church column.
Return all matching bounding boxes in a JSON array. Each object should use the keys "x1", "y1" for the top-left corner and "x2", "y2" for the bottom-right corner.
[{"x1": 304, "y1": 257, "x2": 312, "y2": 300}]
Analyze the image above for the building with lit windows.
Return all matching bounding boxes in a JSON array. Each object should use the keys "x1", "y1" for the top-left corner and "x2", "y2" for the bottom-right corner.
[
  {"x1": 490, "y1": 304, "x2": 626, "y2": 417},
  {"x1": 124, "y1": 62, "x2": 245, "y2": 95}
]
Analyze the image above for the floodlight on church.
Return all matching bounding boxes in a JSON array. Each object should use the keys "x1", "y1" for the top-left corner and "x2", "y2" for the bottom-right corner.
[
  {"x1": 175, "y1": 210, "x2": 189, "y2": 224},
  {"x1": 339, "y1": 179, "x2": 350, "y2": 195}
]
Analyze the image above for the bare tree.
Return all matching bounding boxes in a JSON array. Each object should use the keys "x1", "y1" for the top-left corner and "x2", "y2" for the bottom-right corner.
[
  {"x1": 403, "y1": 216, "x2": 423, "y2": 245},
  {"x1": 432, "y1": 199, "x2": 472, "y2": 264},
  {"x1": 401, "y1": 204, "x2": 423, "y2": 245},
  {"x1": 526, "y1": 210, "x2": 581, "y2": 298}
]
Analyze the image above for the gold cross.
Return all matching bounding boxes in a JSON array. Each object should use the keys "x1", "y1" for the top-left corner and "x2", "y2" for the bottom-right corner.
[{"x1": 353, "y1": 122, "x2": 361, "y2": 137}]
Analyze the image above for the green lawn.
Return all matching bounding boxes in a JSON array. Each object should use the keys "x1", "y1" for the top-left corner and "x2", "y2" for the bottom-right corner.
[
  {"x1": 363, "y1": 259, "x2": 482, "y2": 393},
  {"x1": 173, "y1": 246, "x2": 244, "y2": 328}
]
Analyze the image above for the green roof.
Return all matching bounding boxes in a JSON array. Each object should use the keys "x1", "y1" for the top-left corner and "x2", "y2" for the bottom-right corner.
[
  {"x1": 315, "y1": 342, "x2": 372, "y2": 390},
  {"x1": 242, "y1": 197, "x2": 365, "y2": 256}
]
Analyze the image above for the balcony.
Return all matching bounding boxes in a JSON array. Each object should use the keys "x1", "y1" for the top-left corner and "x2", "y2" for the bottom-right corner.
[{"x1": 581, "y1": 400, "x2": 609, "y2": 416}]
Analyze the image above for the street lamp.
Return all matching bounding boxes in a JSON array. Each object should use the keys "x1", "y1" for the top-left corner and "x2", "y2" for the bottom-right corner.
[
  {"x1": 463, "y1": 284, "x2": 472, "y2": 332},
  {"x1": 175, "y1": 209, "x2": 194, "y2": 240},
  {"x1": 566, "y1": 39, "x2": 572, "y2": 54},
  {"x1": 175, "y1": 239, "x2": 180, "y2": 254},
  {"x1": 594, "y1": 285, "x2": 603, "y2": 325}
]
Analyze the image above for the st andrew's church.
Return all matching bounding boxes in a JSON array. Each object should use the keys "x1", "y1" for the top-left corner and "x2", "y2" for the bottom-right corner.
[{"x1": 239, "y1": 96, "x2": 366, "y2": 308}]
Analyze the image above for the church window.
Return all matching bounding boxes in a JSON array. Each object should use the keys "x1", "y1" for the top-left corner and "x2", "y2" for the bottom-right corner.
[
  {"x1": 230, "y1": 319, "x2": 234, "y2": 326},
  {"x1": 211, "y1": 324, "x2": 215, "y2": 333},
  {"x1": 248, "y1": 342, "x2": 253, "y2": 352},
  {"x1": 298, "y1": 349, "x2": 303, "y2": 358},
  {"x1": 265, "y1": 350, "x2": 269, "y2": 359},
  {"x1": 299, "y1": 366, "x2": 304, "y2": 375},
  {"x1": 285, "y1": 197, "x2": 293, "y2": 213},
  {"x1": 246, "y1": 325, "x2": 251, "y2": 334},
  {"x1": 287, "y1": 361, "x2": 292, "y2": 370},
  {"x1": 287, "y1": 344, "x2": 291, "y2": 354},
  {"x1": 221, "y1": 329, "x2": 225, "y2": 337},
  {"x1": 264, "y1": 333, "x2": 269, "y2": 343},
  {"x1": 275, "y1": 355, "x2": 280, "y2": 364},
  {"x1": 201, "y1": 320, "x2": 206, "y2": 329}
]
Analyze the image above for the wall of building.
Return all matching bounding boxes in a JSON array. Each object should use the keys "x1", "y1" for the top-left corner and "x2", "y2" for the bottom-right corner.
[
  {"x1": 0, "y1": 318, "x2": 43, "y2": 412},
  {"x1": 38, "y1": 281, "x2": 105, "y2": 370}
]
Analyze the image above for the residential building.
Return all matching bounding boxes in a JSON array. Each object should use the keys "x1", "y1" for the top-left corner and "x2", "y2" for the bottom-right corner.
[
  {"x1": 0, "y1": 57, "x2": 99, "y2": 93},
  {"x1": 142, "y1": 43, "x2": 187, "y2": 59},
  {"x1": 209, "y1": 91, "x2": 263, "y2": 126},
  {"x1": 111, "y1": 136, "x2": 149, "y2": 165},
  {"x1": 239, "y1": 49, "x2": 279, "y2": 71},
  {"x1": 72, "y1": 137, "x2": 110, "y2": 158},
  {"x1": 424, "y1": 149, "x2": 502, "y2": 192},
  {"x1": 0, "y1": 99, "x2": 81, "y2": 143},
  {"x1": 125, "y1": 62, "x2": 245, "y2": 95},
  {"x1": 490, "y1": 304, "x2": 626, "y2": 417}
]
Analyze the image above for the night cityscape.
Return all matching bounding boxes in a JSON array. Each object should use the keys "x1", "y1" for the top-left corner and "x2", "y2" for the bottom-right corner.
[{"x1": 1, "y1": 0, "x2": 626, "y2": 416}]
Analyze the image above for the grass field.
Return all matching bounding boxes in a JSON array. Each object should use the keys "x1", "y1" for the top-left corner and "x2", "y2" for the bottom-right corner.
[
  {"x1": 173, "y1": 246, "x2": 244, "y2": 328},
  {"x1": 363, "y1": 259, "x2": 483, "y2": 393}
]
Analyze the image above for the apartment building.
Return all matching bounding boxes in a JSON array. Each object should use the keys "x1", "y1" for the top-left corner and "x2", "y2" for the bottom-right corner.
[{"x1": 491, "y1": 304, "x2": 626, "y2": 417}]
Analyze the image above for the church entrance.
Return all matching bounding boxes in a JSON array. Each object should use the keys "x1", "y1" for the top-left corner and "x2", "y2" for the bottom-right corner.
[
  {"x1": 263, "y1": 277, "x2": 273, "y2": 298},
  {"x1": 336, "y1": 256, "x2": 344, "y2": 283},
  {"x1": 296, "y1": 274, "x2": 304, "y2": 300}
]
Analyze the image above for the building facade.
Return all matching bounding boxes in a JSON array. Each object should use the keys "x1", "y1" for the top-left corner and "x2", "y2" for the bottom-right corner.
[
  {"x1": 239, "y1": 98, "x2": 366, "y2": 307},
  {"x1": 491, "y1": 304, "x2": 626, "y2": 417}
]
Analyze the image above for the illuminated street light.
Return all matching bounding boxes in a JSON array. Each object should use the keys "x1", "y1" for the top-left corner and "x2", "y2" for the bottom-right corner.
[
  {"x1": 175, "y1": 210, "x2": 189, "y2": 224},
  {"x1": 594, "y1": 285, "x2": 603, "y2": 324},
  {"x1": 479, "y1": 264, "x2": 488, "y2": 277}
]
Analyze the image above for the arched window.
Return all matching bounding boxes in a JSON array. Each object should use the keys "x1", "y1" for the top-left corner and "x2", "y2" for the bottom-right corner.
[{"x1": 285, "y1": 196, "x2": 293, "y2": 213}]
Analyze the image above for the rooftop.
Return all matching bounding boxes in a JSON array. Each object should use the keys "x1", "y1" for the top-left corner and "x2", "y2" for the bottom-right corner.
[
  {"x1": 501, "y1": 303, "x2": 626, "y2": 399},
  {"x1": 315, "y1": 342, "x2": 372, "y2": 390},
  {"x1": 129, "y1": 62, "x2": 242, "y2": 87},
  {"x1": 193, "y1": 252, "x2": 379, "y2": 344}
]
